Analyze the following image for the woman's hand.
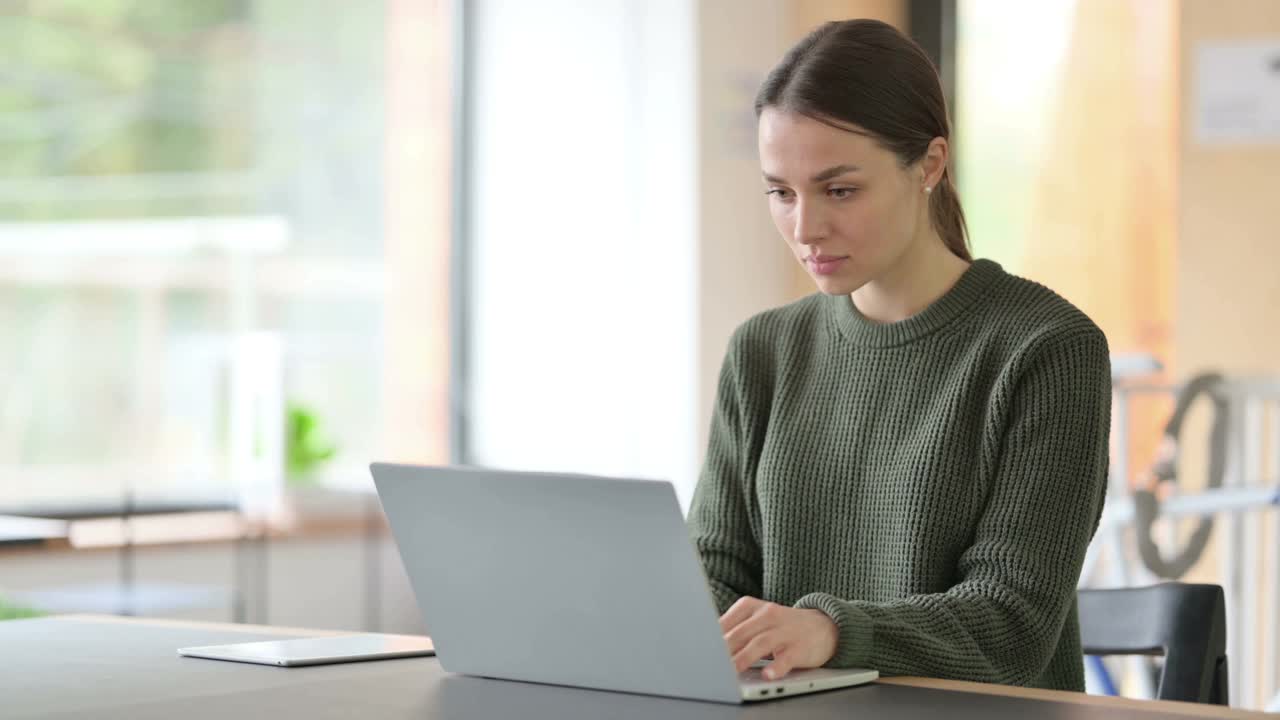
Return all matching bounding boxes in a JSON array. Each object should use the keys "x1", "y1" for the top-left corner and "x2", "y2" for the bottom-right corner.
[{"x1": 720, "y1": 596, "x2": 839, "y2": 679}]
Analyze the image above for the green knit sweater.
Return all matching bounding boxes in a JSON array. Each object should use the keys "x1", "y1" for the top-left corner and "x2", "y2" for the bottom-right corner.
[{"x1": 688, "y1": 258, "x2": 1111, "y2": 691}]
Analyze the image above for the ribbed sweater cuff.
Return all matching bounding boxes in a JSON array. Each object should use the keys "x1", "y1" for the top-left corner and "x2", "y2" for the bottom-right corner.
[{"x1": 794, "y1": 592, "x2": 873, "y2": 668}]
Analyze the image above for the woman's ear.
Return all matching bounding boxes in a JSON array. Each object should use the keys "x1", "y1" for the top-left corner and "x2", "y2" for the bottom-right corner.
[{"x1": 920, "y1": 137, "x2": 949, "y2": 191}]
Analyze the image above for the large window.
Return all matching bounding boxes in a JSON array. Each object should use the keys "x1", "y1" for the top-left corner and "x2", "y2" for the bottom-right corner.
[
  {"x1": 462, "y1": 0, "x2": 700, "y2": 506},
  {"x1": 1, "y1": 1, "x2": 447, "y2": 513}
]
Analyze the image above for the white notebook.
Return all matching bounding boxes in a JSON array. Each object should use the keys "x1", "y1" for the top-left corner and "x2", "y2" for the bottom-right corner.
[{"x1": 178, "y1": 633, "x2": 435, "y2": 667}]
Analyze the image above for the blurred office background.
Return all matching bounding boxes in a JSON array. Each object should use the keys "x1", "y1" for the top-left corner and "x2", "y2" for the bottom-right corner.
[{"x1": 0, "y1": 0, "x2": 1276, "y2": 710}]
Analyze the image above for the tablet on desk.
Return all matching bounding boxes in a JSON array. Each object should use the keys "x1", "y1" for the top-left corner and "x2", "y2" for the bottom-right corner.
[{"x1": 178, "y1": 633, "x2": 435, "y2": 667}]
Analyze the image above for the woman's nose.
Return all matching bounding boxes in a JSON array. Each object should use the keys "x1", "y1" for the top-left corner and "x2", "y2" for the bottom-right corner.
[{"x1": 793, "y1": 200, "x2": 828, "y2": 246}]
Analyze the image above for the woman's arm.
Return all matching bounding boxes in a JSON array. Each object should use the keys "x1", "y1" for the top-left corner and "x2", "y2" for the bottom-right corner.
[
  {"x1": 687, "y1": 332, "x2": 764, "y2": 614},
  {"x1": 795, "y1": 329, "x2": 1111, "y2": 685}
]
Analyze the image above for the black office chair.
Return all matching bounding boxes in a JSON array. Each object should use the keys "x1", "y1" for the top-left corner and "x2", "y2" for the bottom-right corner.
[{"x1": 1078, "y1": 582, "x2": 1228, "y2": 705}]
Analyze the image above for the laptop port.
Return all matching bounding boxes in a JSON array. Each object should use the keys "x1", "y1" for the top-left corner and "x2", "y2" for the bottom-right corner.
[{"x1": 759, "y1": 690, "x2": 769, "y2": 697}]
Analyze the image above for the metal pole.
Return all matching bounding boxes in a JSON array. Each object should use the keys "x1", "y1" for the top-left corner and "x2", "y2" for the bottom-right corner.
[
  {"x1": 1110, "y1": 387, "x2": 1134, "y2": 586},
  {"x1": 1243, "y1": 399, "x2": 1264, "y2": 707},
  {"x1": 1113, "y1": 386, "x2": 1153, "y2": 699},
  {"x1": 1269, "y1": 401, "x2": 1280, "y2": 706},
  {"x1": 1224, "y1": 398, "x2": 1244, "y2": 705},
  {"x1": 448, "y1": 0, "x2": 473, "y2": 466}
]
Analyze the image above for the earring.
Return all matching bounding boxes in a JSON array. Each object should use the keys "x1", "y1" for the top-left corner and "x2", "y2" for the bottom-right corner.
[{"x1": 924, "y1": 186, "x2": 933, "y2": 194}]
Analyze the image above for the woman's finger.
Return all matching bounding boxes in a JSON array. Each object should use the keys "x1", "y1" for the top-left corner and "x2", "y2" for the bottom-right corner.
[
  {"x1": 722, "y1": 602, "x2": 780, "y2": 656},
  {"x1": 732, "y1": 630, "x2": 780, "y2": 674},
  {"x1": 763, "y1": 646, "x2": 794, "y2": 680},
  {"x1": 719, "y1": 596, "x2": 762, "y2": 634},
  {"x1": 723, "y1": 612, "x2": 771, "y2": 657}
]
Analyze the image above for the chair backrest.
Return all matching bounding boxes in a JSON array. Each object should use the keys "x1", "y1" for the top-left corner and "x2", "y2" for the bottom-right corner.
[{"x1": 1078, "y1": 583, "x2": 1228, "y2": 705}]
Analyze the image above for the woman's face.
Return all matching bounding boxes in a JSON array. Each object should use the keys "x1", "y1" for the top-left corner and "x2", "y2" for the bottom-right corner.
[{"x1": 757, "y1": 108, "x2": 932, "y2": 295}]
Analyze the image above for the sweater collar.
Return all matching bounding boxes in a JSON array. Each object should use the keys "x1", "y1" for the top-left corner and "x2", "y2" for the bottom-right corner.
[{"x1": 829, "y1": 258, "x2": 1004, "y2": 348}]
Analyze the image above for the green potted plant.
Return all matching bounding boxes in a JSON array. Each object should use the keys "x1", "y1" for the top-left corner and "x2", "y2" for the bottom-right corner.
[
  {"x1": 285, "y1": 402, "x2": 338, "y2": 487},
  {"x1": 0, "y1": 597, "x2": 42, "y2": 621}
]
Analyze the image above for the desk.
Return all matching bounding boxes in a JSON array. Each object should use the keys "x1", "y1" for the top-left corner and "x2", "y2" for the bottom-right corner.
[
  {"x1": 0, "y1": 490, "x2": 390, "y2": 626},
  {"x1": 0, "y1": 515, "x2": 68, "y2": 548},
  {"x1": 1, "y1": 615, "x2": 1266, "y2": 719}
]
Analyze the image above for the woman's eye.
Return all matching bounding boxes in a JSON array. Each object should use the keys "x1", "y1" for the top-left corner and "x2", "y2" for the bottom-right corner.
[
  {"x1": 828, "y1": 187, "x2": 856, "y2": 200},
  {"x1": 765, "y1": 188, "x2": 793, "y2": 201}
]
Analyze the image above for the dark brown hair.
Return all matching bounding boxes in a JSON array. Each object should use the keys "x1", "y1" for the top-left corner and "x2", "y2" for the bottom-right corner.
[{"x1": 755, "y1": 19, "x2": 971, "y2": 261}]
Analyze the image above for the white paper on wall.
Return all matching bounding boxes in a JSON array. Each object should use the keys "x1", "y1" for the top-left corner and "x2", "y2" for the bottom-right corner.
[{"x1": 1194, "y1": 39, "x2": 1280, "y2": 144}]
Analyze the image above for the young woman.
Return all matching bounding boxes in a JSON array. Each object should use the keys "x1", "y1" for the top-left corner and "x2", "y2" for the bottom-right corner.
[{"x1": 687, "y1": 19, "x2": 1111, "y2": 691}]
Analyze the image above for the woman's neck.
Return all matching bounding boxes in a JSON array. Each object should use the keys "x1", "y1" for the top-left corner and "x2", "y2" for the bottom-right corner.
[{"x1": 851, "y1": 234, "x2": 971, "y2": 325}]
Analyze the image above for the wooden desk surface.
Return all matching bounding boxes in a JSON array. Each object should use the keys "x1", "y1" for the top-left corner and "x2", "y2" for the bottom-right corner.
[{"x1": 3, "y1": 615, "x2": 1268, "y2": 719}]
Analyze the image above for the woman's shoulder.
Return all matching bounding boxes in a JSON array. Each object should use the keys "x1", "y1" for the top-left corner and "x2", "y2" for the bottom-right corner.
[
  {"x1": 715, "y1": 294, "x2": 828, "y2": 387},
  {"x1": 980, "y1": 265, "x2": 1110, "y2": 361},
  {"x1": 729, "y1": 293, "x2": 827, "y2": 351}
]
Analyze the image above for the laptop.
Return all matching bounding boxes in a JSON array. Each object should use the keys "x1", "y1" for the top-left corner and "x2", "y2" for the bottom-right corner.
[{"x1": 369, "y1": 463, "x2": 877, "y2": 704}]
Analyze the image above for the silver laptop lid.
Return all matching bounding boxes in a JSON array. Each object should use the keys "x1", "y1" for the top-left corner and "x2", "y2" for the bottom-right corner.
[{"x1": 370, "y1": 463, "x2": 742, "y2": 703}]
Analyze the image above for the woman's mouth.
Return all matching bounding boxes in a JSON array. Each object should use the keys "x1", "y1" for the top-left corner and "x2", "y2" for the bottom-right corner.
[{"x1": 805, "y1": 254, "x2": 848, "y2": 275}]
